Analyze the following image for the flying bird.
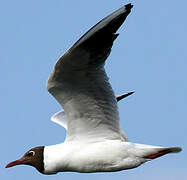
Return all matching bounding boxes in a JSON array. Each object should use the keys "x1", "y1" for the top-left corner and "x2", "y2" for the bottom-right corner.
[{"x1": 6, "y1": 4, "x2": 181, "y2": 175}]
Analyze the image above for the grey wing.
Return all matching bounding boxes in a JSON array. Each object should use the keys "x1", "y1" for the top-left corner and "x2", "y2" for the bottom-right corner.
[{"x1": 47, "y1": 4, "x2": 133, "y2": 142}]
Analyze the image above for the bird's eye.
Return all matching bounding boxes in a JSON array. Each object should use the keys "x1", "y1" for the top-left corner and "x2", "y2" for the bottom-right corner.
[{"x1": 28, "y1": 151, "x2": 35, "y2": 156}]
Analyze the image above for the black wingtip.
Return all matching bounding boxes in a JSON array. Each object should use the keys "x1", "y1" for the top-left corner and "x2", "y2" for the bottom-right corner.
[
  {"x1": 125, "y1": 3, "x2": 133, "y2": 10},
  {"x1": 116, "y1": 91, "x2": 135, "y2": 102}
]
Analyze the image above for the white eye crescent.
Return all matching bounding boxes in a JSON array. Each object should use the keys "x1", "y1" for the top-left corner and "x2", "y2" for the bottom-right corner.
[{"x1": 29, "y1": 150, "x2": 35, "y2": 156}]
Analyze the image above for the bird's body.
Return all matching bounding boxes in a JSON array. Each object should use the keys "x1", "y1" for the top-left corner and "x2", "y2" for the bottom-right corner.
[
  {"x1": 44, "y1": 140, "x2": 146, "y2": 174},
  {"x1": 6, "y1": 3, "x2": 181, "y2": 175},
  {"x1": 44, "y1": 140, "x2": 180, "y2": 174}
]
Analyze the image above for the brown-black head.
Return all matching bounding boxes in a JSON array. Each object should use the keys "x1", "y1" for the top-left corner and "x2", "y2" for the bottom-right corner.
[{"x1": 6, "y1": 146, "x2": 45, "y2": 174}]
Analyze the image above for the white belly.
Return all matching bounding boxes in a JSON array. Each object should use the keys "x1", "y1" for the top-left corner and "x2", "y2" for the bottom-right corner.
[{"x1": 43, "y1": 140, "x2": 146, "y2": 174}]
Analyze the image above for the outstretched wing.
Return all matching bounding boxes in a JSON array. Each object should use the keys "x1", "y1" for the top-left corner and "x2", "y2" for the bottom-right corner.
[{"x1": 47, "y1": 4, "x2": 133, "y2": 142}]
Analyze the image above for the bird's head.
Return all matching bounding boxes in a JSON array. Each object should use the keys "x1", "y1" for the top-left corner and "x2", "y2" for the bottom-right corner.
[{"x1": 6, "y1": 146, "x2": 44, "y2": 174}]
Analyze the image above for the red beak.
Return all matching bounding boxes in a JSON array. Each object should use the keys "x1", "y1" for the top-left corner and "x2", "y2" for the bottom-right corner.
[{"x1": 5, "y1": 158, "x2": 25, "y2": 168}]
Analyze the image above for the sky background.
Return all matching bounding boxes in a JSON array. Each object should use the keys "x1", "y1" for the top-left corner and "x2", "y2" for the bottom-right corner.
[{"x1": 1, "y1": 0, "x2": 186, "y2": 179}]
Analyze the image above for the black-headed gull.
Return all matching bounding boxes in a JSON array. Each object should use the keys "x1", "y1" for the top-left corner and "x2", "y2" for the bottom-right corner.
[{"x1": 6, "y1": 3, "x2": 181, "y2": 175}]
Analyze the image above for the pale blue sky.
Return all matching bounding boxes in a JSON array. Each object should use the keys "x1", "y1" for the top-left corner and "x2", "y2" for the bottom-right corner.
[{"x1": 1, "y1": 0, "x2": 186, "y2": 179}]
